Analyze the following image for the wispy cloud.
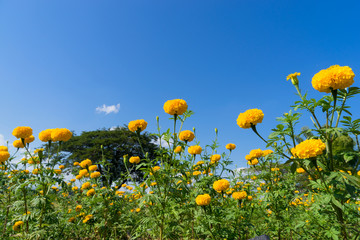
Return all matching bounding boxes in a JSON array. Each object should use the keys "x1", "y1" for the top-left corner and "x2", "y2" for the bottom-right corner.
[
  {"x1": 0, "y1": 134, "x2": 6, "y2": 146},
  {"x1": 96, "y1": 104, "x2": 120, "y2": 115}
]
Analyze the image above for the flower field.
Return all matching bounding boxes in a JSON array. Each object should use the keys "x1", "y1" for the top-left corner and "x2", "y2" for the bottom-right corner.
[{"x1": 1, "y1": 65, "x2": 360, "y2": 239}]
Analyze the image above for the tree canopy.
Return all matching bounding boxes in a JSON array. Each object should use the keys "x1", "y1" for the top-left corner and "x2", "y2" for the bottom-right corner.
[{"x1": 51, "y1": 127, "x2": 159, "y2": 185}]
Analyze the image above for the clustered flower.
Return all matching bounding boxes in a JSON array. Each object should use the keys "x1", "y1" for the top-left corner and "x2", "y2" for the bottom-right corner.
[
  {"x1": 232, "y1": 191, "x2": 247, "y2": 200},
  {"x1": 237, "y1": 109, "x2": 264, "y2": 129},
  {"x1": 163, "y1": 99, "x2": 188, "y2": 115},
  {"x1": 291, "y1": 139, "x2": 326, "y2": 159},
  {"x1": 213, "y1": 179, "x2": 230, "y2": 192},
  {"x1": 195, "y1": 194, "x2": 211, "y2": 206},
  {"x1": 179, "y1": 130, "x2": 195, "y2": 142},
  {"x1": 12, "y1": 126, "x2": 33, "y2": 139},
  {"x1": 312, "y1": 65, "x2": 355, "y2": 93},
  {"x1": 128, "y1": 119, "x2": 148, "y2": 133},
  {"x1": 188, "y1": 145, "x2": 202, "y2": 155},
  {"x1": 0, "y1": 146, "x2": 10, "y2": 163}
]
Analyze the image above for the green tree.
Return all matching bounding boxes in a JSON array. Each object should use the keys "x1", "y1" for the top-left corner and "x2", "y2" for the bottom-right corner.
[{"x1": 47, "y1": 126, "x2": 159, "y2": 185}]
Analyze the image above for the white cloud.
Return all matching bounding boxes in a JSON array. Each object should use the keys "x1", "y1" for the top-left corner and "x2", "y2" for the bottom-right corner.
[
  {"x1": 152, "y1": 137, "x2": 173, "y2": 148},
  {"x1": 96, "y1": 104, "x2": 120, "y2": 114},
  {"x1": 0, "y1": 134, "x2": 6, "y2": 146}
]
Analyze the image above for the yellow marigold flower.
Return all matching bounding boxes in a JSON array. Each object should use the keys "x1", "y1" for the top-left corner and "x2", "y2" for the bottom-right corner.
[
  {"x1": 136, "y1": 208, "x2": 141, "y2": 212},
  {"x1": 248, "y1": 196, "x2": 253, "y2": 201},
  {"x1": 247, "y1": 159, "x2": 259, "y2": 166},
  {"x1": 59, "y1": 165, "x2": 65, "y2": 170},
  {"x1": 226, "y1": 143, "x2": 236, "y2": 150},
  {"x1": 163, "y1": 99, "x2": 188, "y2": 115},
  {"x1": 0, "y1": 146, "x2": 8, "y2": 152},
  {"x1": 179, "y1": 130, "x2": 195, "y2": 142},
  {"x1": 296, "y1": 168, "x2": 305, "y2": 174},
  {"x1": 74, "y1": 161, "x2": 79, "y2": 166},
  {"x1": 68, "y1": 217, "x2": 76, "y2": 223},
  {"x1": 51, "y1": 186, "x2": 58, "y2": 191},
  {"x1": 24, "y1": 135, "x2": 35, "y2": 144},
  {"x1": 292, "y1": 139, "x2": 326, "y2": 159},
  {"x1": 76, "y1": 175, "x2": 82, "y2": 180},
  {"x1": 75, "y1": 205, "x2": 82, "y2": 212},
  {"x1": 128, "y1": 119, "x2": 147, "y2": 133},
  {"x1": 32, "y1": 169, "x2": 39, "y2": 174},
  {"x1": 249, "y1": 149, "x2": 264, "y2": 159},
  {"x1": 81, "y1": 182, "x2": 91, "y2": 190},
  {"x1": 193, "y1": 171, "x2": 202, "y2": 176},
  {"x1": 51, "y1": 128, "x2": 72, "y2": 142},
  {"x1": 88, "y1": 165, "x2": 98, "y2": 171},
  {"x1": 12, "y1": 126, "x2": 32, "y2": 139},
  {"x1": 150, "y1": 182, "x2": 157, "y2": 186},
  {"x1": 80, "y1": 159, "x2": 92, "y2": 168},
  {"x1": 213, "y1": 179, "x2": 230, "y2": 192},
  {"x1": 0, "y1": 151, "x2": 10, "y2": 163},
  {"x1": 72, "y1": 186, "x2": 79, "y2": 191},
  {"x1": 83, "y1": 214, "x2": 93, "y2": 223},
  {"x1": 232, "y1": 191, "x2": 247, "y2": 200},
  {"x1": 13, "y1": 221, "x2": 24, "y2": 231},
  {"x1": 13, "y1": 140, "x2": 24, "y2": 148},
  {"x1": 188, "y1": 145, "x2": 202, "y2": 155},
  {"x1": 237, "y1": 109, "x2": 264, "y2": 129},
  {"x1": 79, "y1": 169, "x2": 88, "y2": 177},
  {"x1": 286, "y1": 72, "x2": 301, "y2": 85},
  {"x1": 358, "y1": 170, "x2": 360, "y2": 176},
  {"x1": 210, "y1": 154, "x2": 221, "y2": 163},
  {"x1": 262, "y1": 149, "x2": 274, "y2": 156},
  {"x1": 174, "y1": 146, "x2": 182, "y2": 153},
  {"x1": 90, "y1": 172, "x2": 101, "y2": 178},
  {"x1": 129, "y1": 156, "x2": 140, "y2": 164},
  {"x1": 87, "y1": 189, "x2": 95, "y2": 196},
  {"x1": 150, "y1": 166, "x2": 161, "y2": 175},
  {"x1": 54, "y1": 169, "x2": 62, "y2": 174},
  {"x1": 312, "y1": 65, "x2": 355, "y2": 93},
  {"x1": 195, "y1": 194, "x2": 211, "y2": 206},
  {"x1": 39, "y1": 129, "x2": 53, "y2": 142}
]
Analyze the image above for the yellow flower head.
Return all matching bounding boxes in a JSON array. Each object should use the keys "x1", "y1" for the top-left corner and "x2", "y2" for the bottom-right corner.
[
  {"x1": 174, "y1": 146, "x2": 182, "y2": 153},
  {"x1": 72, "y1": 186, "x2": 79, "y2": 191},
  {"x1": 232, "y1": 191, "x2": 247, "y2": 200},
  {"x1": 179, "y1": 130, "x2": 195, "y2": 142},
  {"x1": 24, "y1": 135, "x2": 35, "y2": 144},
  {"x1": 237, "y1": 109, "x2": 264, "y2": 129},
  {"x1": 75, "y1": 205, "x2": 82, "y2": 212},
  {"x1": 0, "y1": 151, "x2": 10, "y2": 163},
  {"x1": 80, "y1": 159, "x2": 92, "y2": 168},
  {"x1": 213, "y1": 179, "x2": 230, "y2": 192},
  {"x1": 129, "y1": 156, "x2": 141, "y2": 164},
  {"x1": 210, "y1": 154, "x2": 221, "y2": 163},
  {"x1": 86, "y1": 189, "x2": 95, "y2": 196},
  {"x1": 188, "y1": 145, "x2": 202, "y2": 155},
  {"x1": 83, "y1": 214, "x2": 93, "y2": 223},
  {"x1": 163, "y1": 99, "x2": 188, "y2": 115},
  {"x1": 79, "y1": 169, "x2": 88, "y2": 177},
  {"x1": 247, "y1": 159, "x2": 259, "y2": 166},
  {"x1": 54, "y1": 169, "x2": 62, "y2": 174},
  {"x1": 13, "y1": 140, "x2": 25, "y2": 148},
  {"x1": 13, "y1": 221, "x2": 24, "y2": 231},
  {"x1": 74, "y1": 161, "x2": 79, "y2": 166},
  {"x1": 226, "y1": 143, "x2": 236, "y2": 150},
  {"x1": 296, "y1": 168, "x2": 306, "y2": 174},
  {"x1": 0, "y1": 146, "x2": 8, "y2": 152},
  {"x1": 90, "y1": 172, "x2": 101, "y2": 178},
  {"x1": 312, "y1": 65, "x2": 355, "y2": 93},
  {"x1": 128, "y1": 119, "x2": 148, "y2": 133},
  {"x1": 88, "y1": 165, "x2": 98, "y2": 171},
  {"x1": 195, "y1": 194, "x2": 211, "y2": 206},
  {"x1": 59, "y1": 165, "x2": 65, "y2": 170},
  {"x1": 249, "y1": 149, "x2": 264, "y2": 159},
  {"x1": 12, "y1": 126, "x2": 33, "y2": 139},
  {"x1": 286, "y1": 72, "x2": 301, "y2": 85},
  {"x1": 262, "y1": 149, "x2": 274, "y2": 156},
  {"x1": 81, "y1": 182, "x2": 91, "y2": 190},
  {"x1": 51, "y1": 128, "x2": 72, "y2": 142},
  {"x1": 39, "y1": 129, "x2": 53, "y2": 142},
  {"x1": 292, "y1": 139, "x2": 326, "y2": 159}
]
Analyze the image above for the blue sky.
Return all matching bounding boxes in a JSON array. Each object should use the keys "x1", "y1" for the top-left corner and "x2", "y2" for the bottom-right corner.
[{"x1": 1, "y1": 0, "x2": 360, "y2": 169}]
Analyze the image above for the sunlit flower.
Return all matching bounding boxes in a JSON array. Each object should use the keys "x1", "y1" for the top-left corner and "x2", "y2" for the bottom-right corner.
[
  {"x1": 286, "y1": 72, "x2": 301, "y2": 85},
  {"x1": 39, "y1": 129, "x2": 53, "y2": 142},
  {"x1": 80, "y1": 159, "x2": 92, "y2": 168},
  {"x1": 226, "y1": 143, "x2": 236, "y2": 150},
  {"x1": 0, "y1": 151, "x2": 10, "y2": 163},
  {"x1": 128, "y1": 119, "x2": 147, "y2": 133},
  {"x1": 24, "y1": 135, "x2": 35, "y2": 144},
  {"x1": 51, "y1": 128, "x2": 72, "y2": 142},
  {"x1": 210, "y1": 154, "x2": 221, "y2": 163},
  {"x1": 312, "y1": 65, "x2": 355, "y2": 93},
  {"x1": 213, "y1": 179, "x2": 230, "y2": 192},
  {"x1": 195, "y1": 194, "x2": 211, "y2": 206},
  {"x1": 81, "y1": 182, "x2": 91, "y2": 190},
  {"x1": 86, "y1": 189, "x2": 96, "y2": 196},
  {"x1": 291, "y1": 139, "x2": 326, "y2": 159},
  {"x1": 12, "y1": 126, "x2": 32, "y2": 139},
  {"x1": 232, "y1": 191, "x2": 247, "y2": 200},
  {"x1": 13, "y1": 140, "x2": 25, "y2": 148},
  {"x1": 90, "y1": 172, "x2": 101, "y2": 178},
  {"x1": 163, "y1": 99, "x2": 188, "y2": 115},
  {"x1": 129, "y1": 156, "x2": 141, "y2": 164},
  {"x1": 179, "y1": 130, "x2": 195, "y2": 142},
  {"x1": 188, "y1": 145, "x2": 202, "y2": 155},
  {"x1": 174, "y1": 146, "x2": 182, "y2": 153},
  {"x1": 12, "y1": 221, "x2": 24, "y2": 231},
  {"x1": 237, "y1": 109, "x2": 264, "y2": 129}
]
